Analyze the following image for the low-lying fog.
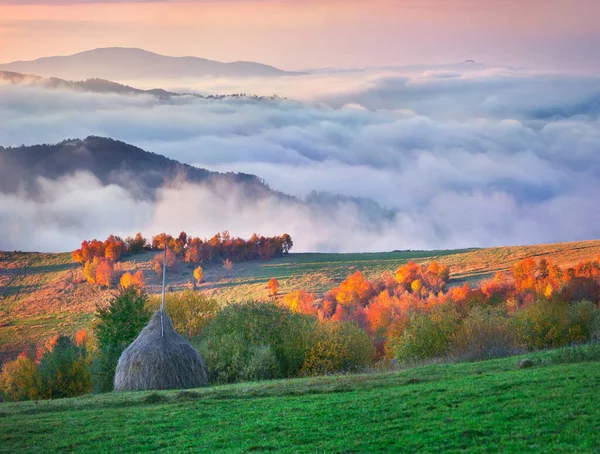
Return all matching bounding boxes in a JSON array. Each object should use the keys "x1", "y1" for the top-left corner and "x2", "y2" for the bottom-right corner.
[{"x1": 1, "y1": 64, "x2": 599, "y2": 252}]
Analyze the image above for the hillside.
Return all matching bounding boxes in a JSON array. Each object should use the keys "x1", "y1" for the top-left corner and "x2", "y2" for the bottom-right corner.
[
  {"x1": 0, "y1": 136, "x2": 275, "y2": 199},
  {"x1": 1, "y1": 346, "x2": 599, "y2": 452},
  {"x1": 0, "y1": 47, "x2": 299, "y2": 81},
  {"x1": 0, "y1": 70, "x2": 286, "y2": 101},
  {"x1": 2, "y1": 239, "x2": 600, "y2": 364}
]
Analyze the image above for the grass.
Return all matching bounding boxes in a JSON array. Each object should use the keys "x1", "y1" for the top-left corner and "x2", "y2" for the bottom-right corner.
[
  {"x1": 1, "y1": 345, "x2": 599, "y2": 453},
  {"x1": 2, "y1": 239, "x2": 600, "y2": 363}
]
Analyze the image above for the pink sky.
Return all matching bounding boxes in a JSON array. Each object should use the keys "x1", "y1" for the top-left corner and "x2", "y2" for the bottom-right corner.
[{"x1": 1, "y1": 0, "x2": 599, "y2": 70}]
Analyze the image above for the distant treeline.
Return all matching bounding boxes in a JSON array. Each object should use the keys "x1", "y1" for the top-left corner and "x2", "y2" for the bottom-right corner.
[{"x1": 72, "y1": 231, "x2": 293, "y2": 265}]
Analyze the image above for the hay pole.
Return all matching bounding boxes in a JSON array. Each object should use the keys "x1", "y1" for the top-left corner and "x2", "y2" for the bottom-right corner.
[{"x1": 160, "y1": 245, "x2": 167, "y2": 337}]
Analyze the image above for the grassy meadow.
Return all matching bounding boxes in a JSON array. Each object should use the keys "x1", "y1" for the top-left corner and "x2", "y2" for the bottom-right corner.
[
  {"x1": 2, "y1": 239, "x2": 600, "y2": 363},
  {"x1": 1, "y1": 344, "x2": 599, "y2": 453}
]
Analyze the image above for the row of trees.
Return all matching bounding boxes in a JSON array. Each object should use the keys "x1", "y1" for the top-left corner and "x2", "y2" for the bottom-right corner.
[
  {"x1": 277, "y1": 258, "x2": 600, "y2": 359},
  {"x1": 72, "y1": 232, "x2": 293, "y2": 266}
]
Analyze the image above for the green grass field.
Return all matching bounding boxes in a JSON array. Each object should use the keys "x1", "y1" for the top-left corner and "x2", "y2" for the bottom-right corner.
[
  {"x1": 1, "y1": 345, "x2": 599, "y2": 453},
  {"x1": 2, "y1": 239, "x2": 600, "y2": 363}
]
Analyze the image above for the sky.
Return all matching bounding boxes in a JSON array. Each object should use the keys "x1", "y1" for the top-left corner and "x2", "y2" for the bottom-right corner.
[
  {"x1": 1, "y1": 0, "x2": 600, "y2": 71},
  {"x1": 0, "y1": 0, "x2": 599, "y2": 253}
]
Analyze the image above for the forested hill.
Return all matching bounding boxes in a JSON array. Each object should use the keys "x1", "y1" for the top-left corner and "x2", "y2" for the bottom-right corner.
[{"x1": 0, "y1": 136, "x2": 278, "y2": 200}]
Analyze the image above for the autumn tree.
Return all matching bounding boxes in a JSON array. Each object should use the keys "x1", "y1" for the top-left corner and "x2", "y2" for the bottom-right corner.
[
  {"x1": 283, "y1": 290, "x2": 316, "y2": 314},
  {"x1": 223, "y1": 259, "x2": 233, "y2": 276},
  {"x1": 194, "y1": 266, "x2": 204, "y2": 285},
  {"x1": 335, "y1": 271, "x2": 375, "y2": 308},
  {"x1": 120, "y1": 272, "x2": 133, "y2": 289},
  {"x1": 95, "y1": 260, "x2": 115, "y2": 288},
  {"x1": 125, "y1": 232, "x2": 147, "y2": 253},
  {"x1": 268, "y1": 278, "x2": 280, "y2": 297},
  {"x1": 281, "y1": 234, "x2": 293, "y2": 254}
]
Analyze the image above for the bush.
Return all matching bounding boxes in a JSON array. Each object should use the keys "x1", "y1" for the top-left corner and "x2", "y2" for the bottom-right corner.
[
  {"x1": 37, "y1": 336, "x2": 91, "y2": 399},
  {"x1": 449, "y1": 306, "x2": 519, "y2": 361},
  {"x1": 301, "y1": 321, "x2": 375, "y2": 375},
  {"x1": 148, "y1": 290, "x2": 219, "y2": 338},
  {"x1": 196, "y1": 302, "x2": 317, "y2": 384},
  {"x1": 389, "y1": 304, "x2": 461, "y2": 363},
  {"x1": 0, "y1": 354, "x2": 40, "y2": 401},
  {"x1": 92, "y1": 287, "x2": 151, "y2": 392},
  {"x1": 515, "y1": 300, "x2": 600, "y2": 350}
]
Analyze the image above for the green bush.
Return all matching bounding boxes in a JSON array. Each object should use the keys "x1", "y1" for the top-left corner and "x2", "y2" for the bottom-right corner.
[
  {"x1": 37, "y1": 336, "x2": 91, "y2": 400},
  {"x1": 196, "y1": 301, "x2": 317, "y2": 384},
  {"x1": 148, "y1": 290, "x2": 220, "y2": 338},
  {"x1": 389, "y1": 304, "x2": 461, "y2": 363},
  {"x1": 0, "y1": 355, "x2": 40, "y2": 402},
  {"x1": 92, "y1": 287, "x2": 151, "y2": 392},
  {"x1": 515, "y1": 300, "x2": 600, "y2": 350},
  {"x1": 301, "y1": 321, "x2": 375, "y2": 375},
  {"x1": 449, "y1": 306, "x2": 519, "y2": 361}
]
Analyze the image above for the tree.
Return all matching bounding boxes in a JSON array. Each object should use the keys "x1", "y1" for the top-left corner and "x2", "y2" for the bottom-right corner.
[
  {"x1": 37, "y1": 336, "x2": 91, "y2": 399},
  {"x1": 284, "y1": 290, "x2": 315, "y2": 314},
  {"x1": 154, "y1": 248, "x2": 176, "y2": 278},
  {"x1": 83, "y1": 260, "x2": 97, "y2": 284},
  {"x1": 131, "y1": 270, "x2": 145, "y2": 289},
  {"x1": 281, "y1": 234, "x2": 293, "y2": 254},
  {"x1": 125, "y1": 232, "x2": 147, "y2": 253},
  {"x1": 194, "y1": 266, "x2": 204, "y2": 285},
  {"x1": 268, "y1": 278, "x2": 279, "y2": 297},
  {"x1": 0, "y1": 353, "x2": 40, "y2": 401},
  {"x1": 120, "y1": 272, "x2": 133, "y2": 289},
  {"x1": 92, "y1": 287, "x2": 151, "y2": 393},
  {"x1": 335, "y1": 271, "x2": 374, "y2": 308},
  {"x1": 95, "y1": 260, "x2": 114, "y2": 288},
  {"x1": 94, "y1": 287, "x2": 151, "y2": 351},
  {"x1": 224, "y1": 259, "x2": 233, "y2": 276}
]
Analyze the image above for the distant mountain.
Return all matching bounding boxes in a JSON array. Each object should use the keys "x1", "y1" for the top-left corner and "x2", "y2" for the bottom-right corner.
[
  {"x1": 0, "y1": 48, "x2": 301, "y2": 81},
  {"x1": 0, "y1": 136, "x2": 280, "y2": 201},
  {"x1": 0, "y1": 70, "x2": 285, "y2": 101}
]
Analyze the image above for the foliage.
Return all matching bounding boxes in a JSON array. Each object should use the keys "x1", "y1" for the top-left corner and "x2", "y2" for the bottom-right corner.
[
  {"x1": 0, "y1": 354, "x2": 40, "y2": 402},
  {"x1": 92, "y1": 287, "x2": 151, "y2": 392},
  {"x1": 389, "y1": 304, "x2": 461, "y2": 363},
  {"x1": 193, "y1": 266, "x2": 203, "y2": 284},
  {"x1": 37, "y1": 336, "x2": 91, "y2": 399},
  {"x1": 515, "y1": 299, "x2": 600, "y2": 349},
  {"x1": 301, "y1": 321, "x2": 374, "y2": 375},
  {"x1": 283, "y1": 289, "x2": 315, "y2": 314},
  {"x1": 449, "y1": 306, "x2": 519, "y2": 361},
  {"x1": 147, "y1": 290, "x2": 220, "y2": 338},
  {"x1": 197, "y1": 302, "x2": 317, "y2": 384},
  {"x1": 267, "y1": 277, "x2": 279, "y2": 296}
]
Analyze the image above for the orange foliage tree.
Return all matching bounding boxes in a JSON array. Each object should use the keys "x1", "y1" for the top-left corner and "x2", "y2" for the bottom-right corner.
[
  {"x1": 193, "y1": 266, "x2": 204, "y2": 285},
  {"x1": 268, "y1": 278, "x2": 280, "y2": 297}
]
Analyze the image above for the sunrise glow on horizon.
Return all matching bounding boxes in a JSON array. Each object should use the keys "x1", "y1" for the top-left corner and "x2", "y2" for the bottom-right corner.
[{"x1": 1, "y1": 0, "x2": 599, "y2": 71}]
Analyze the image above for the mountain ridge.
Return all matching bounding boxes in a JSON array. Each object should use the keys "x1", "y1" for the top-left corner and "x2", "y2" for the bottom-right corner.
[{"x1": 0, "y1": 47, "x2": 303, "y2": 80}]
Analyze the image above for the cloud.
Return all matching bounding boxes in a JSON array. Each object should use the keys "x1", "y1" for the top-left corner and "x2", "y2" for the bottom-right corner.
[{"x1": 1, "y1": 65, "x2": 600, "y2": 252}]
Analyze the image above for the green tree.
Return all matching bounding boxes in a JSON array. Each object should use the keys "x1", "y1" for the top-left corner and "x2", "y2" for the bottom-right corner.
[{"x1": 92, "y1": 287, "x2": 151, "y2": 392}]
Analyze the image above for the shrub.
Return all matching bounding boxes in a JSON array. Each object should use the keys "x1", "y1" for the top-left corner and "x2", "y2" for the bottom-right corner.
[
  {"x1": 92, "y1": 287, "x2": 151, "y2": 392},
  {"x1": 301, "y1": 321, "x2": 375, "y2": 375},
  {"x1": 449, "y1": 306, "x2": 519, "y2": 361},
  {"x1": 196, "y1": 302, "x2": 317, "y2": 384},
  {"x1": 37, "y1": 336, "x2": 91, "y2": 399},
  {"x1": 0, "y1": 354, "x2": 40, "y2": 401},
  {"x1": 515, "y1": 300, "x2": 600, "y2": 350},
  {"x1": 389, "y1": 304, "x2": 461, "y2": 363},
  {"x1": 148, "y1": 290, "x2": 220, "y2": 338}
]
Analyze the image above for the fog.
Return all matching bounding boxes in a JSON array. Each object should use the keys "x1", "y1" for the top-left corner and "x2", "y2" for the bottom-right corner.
[{"x1": 1, "y1": 64, "x2": 599, "y2": 252}]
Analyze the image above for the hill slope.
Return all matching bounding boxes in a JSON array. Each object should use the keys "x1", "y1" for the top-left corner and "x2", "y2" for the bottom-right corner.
[
  {"x1": 0, "y1": 47, "x2": 297, "y2": 80},
  {"x1": 0, "y1": 136, "x2": 274, "y2": 199},
  {"x1": 2, "y1": 239, "x2": 600, "y2": 363},
  {"x1": 0, "y1": 70, "x2": 286, "y2": 100},
  {"x1": 1, "y1": 347, "x2": 598, "y2": 452}
]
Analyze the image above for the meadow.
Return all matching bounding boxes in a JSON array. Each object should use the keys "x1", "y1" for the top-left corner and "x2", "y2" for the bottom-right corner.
[
  {"x1": 1, "y1": 344, "x2": 599, "y2": 453},
  {"x1": 3, "y1": 239, "x2": 600, "y2": 363}
]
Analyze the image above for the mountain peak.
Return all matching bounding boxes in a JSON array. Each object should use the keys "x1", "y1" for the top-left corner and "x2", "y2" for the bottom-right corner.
[{"x1": 0, "y1": 48, "x2": 298, "y2": 81}]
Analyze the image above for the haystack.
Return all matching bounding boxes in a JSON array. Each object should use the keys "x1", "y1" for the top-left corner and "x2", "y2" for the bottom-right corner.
[{"x1": 113, "y1": 310, "x2": 208, "y2": 391}]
